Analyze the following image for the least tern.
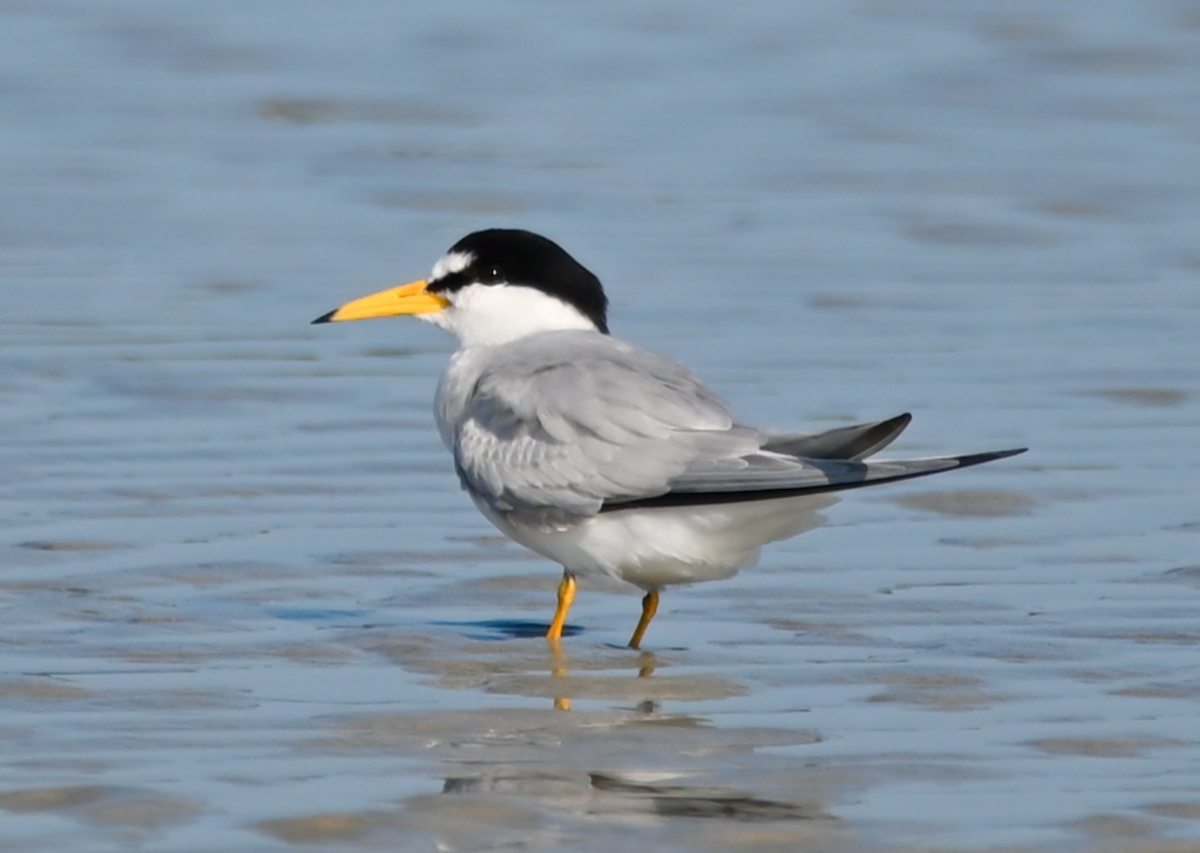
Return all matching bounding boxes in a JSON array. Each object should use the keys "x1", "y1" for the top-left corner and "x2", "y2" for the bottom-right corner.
[{"x1": 315, "y1": 229, "x2": 1025, "y2": 648}]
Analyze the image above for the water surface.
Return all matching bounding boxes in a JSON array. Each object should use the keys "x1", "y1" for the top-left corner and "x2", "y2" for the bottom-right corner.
[{"x1": 3, "y1": 1, "x2": 1200, "y2": 850}]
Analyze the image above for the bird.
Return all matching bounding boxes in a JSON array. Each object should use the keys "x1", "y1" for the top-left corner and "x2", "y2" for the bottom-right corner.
[{"x1": 313, "y1": 229, "x2": 1025, "y2": 649}]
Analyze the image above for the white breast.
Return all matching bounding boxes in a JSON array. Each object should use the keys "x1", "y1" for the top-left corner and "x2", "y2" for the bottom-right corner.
[{"x1": 434, "y1": 345, "x2": 489, "y2": 450}]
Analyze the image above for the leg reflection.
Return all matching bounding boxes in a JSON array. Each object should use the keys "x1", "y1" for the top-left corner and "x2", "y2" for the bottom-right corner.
[
  {"x1": 546, "y1": 645, "x2": 660, "y2": 711},
  {"x1": 548, "y1": 638, "x2": 571, "y2": 711},
  {"x1": 636, "y1": 650, "x2": 657, "y2": 679}
]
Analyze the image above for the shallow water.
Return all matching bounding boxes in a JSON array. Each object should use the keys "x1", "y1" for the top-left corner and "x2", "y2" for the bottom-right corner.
[{"x1": 3, "y1": 1, "x2": 1200, "y2": 850}]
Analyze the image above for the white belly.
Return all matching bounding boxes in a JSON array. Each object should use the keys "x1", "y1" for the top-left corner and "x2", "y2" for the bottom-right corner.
[{"x1": 477, "y1": 494, "x2": 839, "y2": 590}]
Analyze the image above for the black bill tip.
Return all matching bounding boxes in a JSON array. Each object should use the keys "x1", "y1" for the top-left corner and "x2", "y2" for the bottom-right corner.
[{"x1": 311, "y1": 309, "x2": 337, "y2": 325}]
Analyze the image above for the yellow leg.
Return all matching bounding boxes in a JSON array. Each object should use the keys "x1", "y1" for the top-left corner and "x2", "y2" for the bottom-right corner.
[
  {"x1": 628, "y1": 590, "x2": 659, "y2": 650},
  {"x1": 546, "y1": 569, "x2": 577, "y2": 642}
]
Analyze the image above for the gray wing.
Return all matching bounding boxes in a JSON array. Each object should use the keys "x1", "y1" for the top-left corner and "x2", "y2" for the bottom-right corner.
[
  {"x1": 451, "y1": 331, "x2": 1026, "y2": 525},
  {"x1": 452, "y1": 331, "x2": 764, "y2": 526}
]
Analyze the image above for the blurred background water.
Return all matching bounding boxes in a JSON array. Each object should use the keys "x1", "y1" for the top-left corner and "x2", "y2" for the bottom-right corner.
[{"x1": 2, "y1": 1, "x2": 1199, "y2": 850}]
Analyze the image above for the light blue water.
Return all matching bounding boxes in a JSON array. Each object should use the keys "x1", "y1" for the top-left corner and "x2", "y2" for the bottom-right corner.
[{"x1": 3, "y1": 1, "x2": 1199, "y2": 850}]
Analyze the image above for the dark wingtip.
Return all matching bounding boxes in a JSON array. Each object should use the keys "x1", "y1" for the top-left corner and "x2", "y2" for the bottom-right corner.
[
  {"x1": 954, "y1": 447, "x2": 1028, "y2": 469},
  {"x1": 848, "y1": 412, "x2": 912, "y2": 460},
  {"x1": 311, "y1": 309, "x2": 337, "y2": 325},
  {"x1": 880, "y1": 412, "x2": 913, "y2": 437}
]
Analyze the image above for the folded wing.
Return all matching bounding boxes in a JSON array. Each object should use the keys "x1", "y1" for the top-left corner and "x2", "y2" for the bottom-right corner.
[
  {"x1": 452, "y1": 332, "x2": 761, "y2": 525},
  {"x1": 450, "y1": 330, "x2": 1025, "y2": 526},
  {"x1": 603, "y1": 447, "x2": 1027, "y2": 511}
]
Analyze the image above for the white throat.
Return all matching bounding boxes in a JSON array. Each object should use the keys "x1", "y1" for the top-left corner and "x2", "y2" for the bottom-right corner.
[{"x1": 422, "y1": 283, "x2": 599, "y2": 348}]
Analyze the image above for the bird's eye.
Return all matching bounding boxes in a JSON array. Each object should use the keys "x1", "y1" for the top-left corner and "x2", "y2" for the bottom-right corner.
[{"x1": 482, "y1": 266, "x2": 503, "y2": 284}]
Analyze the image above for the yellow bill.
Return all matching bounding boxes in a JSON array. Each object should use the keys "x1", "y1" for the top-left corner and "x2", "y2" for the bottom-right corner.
[{"x1": 312, "y1": 279, "x2": 450, "y2": 324}]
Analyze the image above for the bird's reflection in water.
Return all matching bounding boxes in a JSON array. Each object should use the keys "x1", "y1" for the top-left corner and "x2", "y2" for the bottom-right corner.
[
  {"x1": 441, "y1": 769, "x2": 827, "y2": 823},
  {"x1": 549, "y1": 639, "x2": 571, "y2": 710},
  {"x1": 548, "y1": 639, "x2": 659, "y2": 711},
  {"x1": 424, "y1": 616, "x2": 744, "y2": 711},
  {"x1": 637, "y1": 651, "x2": 657, "y2": 679}
]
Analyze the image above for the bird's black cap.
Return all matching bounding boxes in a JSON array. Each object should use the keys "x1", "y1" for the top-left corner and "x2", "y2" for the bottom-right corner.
[{"x1": 429, "y1": 229, "x2": 609, "y2": 333}]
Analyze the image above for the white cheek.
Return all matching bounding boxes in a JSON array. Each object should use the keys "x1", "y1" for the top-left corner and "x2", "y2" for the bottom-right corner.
[{"x1": 438, "y1": 284, "x2": 596, "y2": 346}]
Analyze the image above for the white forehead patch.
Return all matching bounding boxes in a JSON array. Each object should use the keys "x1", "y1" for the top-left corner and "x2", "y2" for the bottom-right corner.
[{"x1": 430, "y1": 251, "x2": 473, "y2": 282}]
